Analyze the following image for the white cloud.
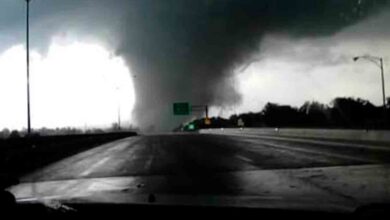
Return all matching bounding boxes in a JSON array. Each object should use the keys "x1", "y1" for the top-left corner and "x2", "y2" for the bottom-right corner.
[{"x1": 0, "y1": 41, "x2": 135, "y2": 130}]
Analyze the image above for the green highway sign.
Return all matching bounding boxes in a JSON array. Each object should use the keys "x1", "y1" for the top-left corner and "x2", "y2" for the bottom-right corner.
[{"x1": 173, "y1": 102, "x2": 190, "y2": 115}]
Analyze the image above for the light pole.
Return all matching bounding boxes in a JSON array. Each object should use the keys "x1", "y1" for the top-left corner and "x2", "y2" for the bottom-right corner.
[
  {"x1": 26, "y1": 0, "x2": 31, "y2": 134},
  {"x1": 353, "y1": 55, "x2": 386, "y2": 123}
]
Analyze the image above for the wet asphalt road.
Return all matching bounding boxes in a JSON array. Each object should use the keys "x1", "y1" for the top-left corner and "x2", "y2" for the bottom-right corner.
[
  {"x1": 11, "y1": 132, "x2": 390, "y2": 211},
  {"x1": 22, "y1": 133, "x2": 390, "y2": 183}
]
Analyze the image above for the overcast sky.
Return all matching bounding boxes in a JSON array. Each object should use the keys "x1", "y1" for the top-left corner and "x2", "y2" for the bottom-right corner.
[{"x1": 0, "y1": 0, "x2": 389, "y2": 131}]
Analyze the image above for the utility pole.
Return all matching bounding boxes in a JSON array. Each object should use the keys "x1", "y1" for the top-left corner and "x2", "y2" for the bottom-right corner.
[
  {"x1": 380, "y1": 58, "x2": 386, "y2": 120},
  {"x1": 26, "y1": 0, "x2": 32, "y2": 135}
]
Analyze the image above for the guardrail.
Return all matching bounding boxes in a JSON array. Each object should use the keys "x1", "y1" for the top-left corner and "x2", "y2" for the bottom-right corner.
[{"x1": 200, "y1": 128, "x2": 390, "y2": 143}]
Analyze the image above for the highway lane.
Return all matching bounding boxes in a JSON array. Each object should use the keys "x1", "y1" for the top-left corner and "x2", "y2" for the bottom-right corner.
[
  {"x1": 10, "y1": 133, "x2": 390, "y2": 211},
  {"x1": 21, "y1": 133, "x2": 390, "y2": 182}
]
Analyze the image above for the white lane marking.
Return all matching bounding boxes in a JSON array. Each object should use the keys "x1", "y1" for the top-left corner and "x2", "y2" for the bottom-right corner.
[
  {"x1": 235, "y1": 155, "x2": 254, "y2": 163},
  {"x1": 16, "y1": 195, "x2": 62, "y2": 202},
  {"x1": 21, "y1": 137, "x2": 142, "y2": 181},
  {"x1": 80, "y1": 157, "x2": 111, "y2": 176}
]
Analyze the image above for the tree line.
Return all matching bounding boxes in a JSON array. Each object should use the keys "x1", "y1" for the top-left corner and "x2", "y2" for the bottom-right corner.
[
  {"x1": 0, "y1": 123, "x2": 139, "y2": 139},
  {"x1": 180, "y1": 97, "x2": 390, "y2": 131}
]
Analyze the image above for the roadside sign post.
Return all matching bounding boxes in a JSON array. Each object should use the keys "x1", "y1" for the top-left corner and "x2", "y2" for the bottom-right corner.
[
  {"x1": 173, "y1": 102, "x2": 211, "y2": 129},
  {"x1": 191, "y1": 105, "x2": 208, "y2": 118},
  {"x1": 237, "y1": 118, "x2": 245, "y2": 127},
  {"x1": 205, "y1": 117, "x2": 211, "y2": 125}
]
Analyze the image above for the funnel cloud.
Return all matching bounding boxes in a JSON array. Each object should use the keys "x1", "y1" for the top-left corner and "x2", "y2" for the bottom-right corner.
[{"x1": 114, "y1": 0, "x2": 389, "y2": 131}]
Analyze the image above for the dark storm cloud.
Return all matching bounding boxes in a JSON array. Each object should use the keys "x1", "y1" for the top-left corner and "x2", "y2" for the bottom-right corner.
[{"x1": 1, "y1": 0, "x2": 389, "y2": 131}]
